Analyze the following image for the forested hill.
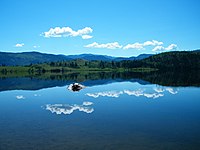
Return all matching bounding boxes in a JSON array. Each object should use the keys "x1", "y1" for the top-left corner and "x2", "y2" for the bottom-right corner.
[
  {"x1": 141, "y1": 50, "x2": 200, "y2": 69},
  {"x1": 0, "y1": 52, "x2": 71, "y2": 66},
  {"x1": 0, "y1": 50, "x2": 199, "y2": 70},
  {"x1": 0, "y1": 51, "x2": 152, "y2": 66}
]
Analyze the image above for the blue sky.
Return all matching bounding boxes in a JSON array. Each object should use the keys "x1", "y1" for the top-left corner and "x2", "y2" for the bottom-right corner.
[{"x1": 0, "y1": 0, "x2": 199, "y2": 57}]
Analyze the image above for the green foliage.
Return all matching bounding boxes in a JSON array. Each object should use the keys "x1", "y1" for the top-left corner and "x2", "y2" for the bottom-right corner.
[
  {"x1": 0, "y1": 51, "x2": 200, "y2": 75},
  {"x1": 141, "y1": 51, "x2": 200, "y2": 70}
]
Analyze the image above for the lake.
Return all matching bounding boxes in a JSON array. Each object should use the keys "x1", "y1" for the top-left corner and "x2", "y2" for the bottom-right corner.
[{"x1": 0, "y1": 71, "x2": 200, "y2": 150}]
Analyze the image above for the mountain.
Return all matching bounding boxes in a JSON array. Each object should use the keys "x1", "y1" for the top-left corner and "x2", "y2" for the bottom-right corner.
[
  {"x1": 141, "y1": 50, "x2": 200, "y2": 69},
  {"x1": 0, "y1": 51, "x2": 153, "y2": 66},
  {"x1": 67, "y1": 54, "x2": 115, "y2": 61},
  {"x1": 67, "y1": 53, "x2": 153, "y2": 61},
  {"x1": 0, "y1": 51, "x2": 71, "y2": 66},
  {"x1": 114, "y1": 54, "x2": 153, "y2": 61}
]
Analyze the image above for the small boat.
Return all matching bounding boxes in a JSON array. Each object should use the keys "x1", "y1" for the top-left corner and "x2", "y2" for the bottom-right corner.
[{"x1": 68, "y1": 83, "x2": 85, "y2": 92}]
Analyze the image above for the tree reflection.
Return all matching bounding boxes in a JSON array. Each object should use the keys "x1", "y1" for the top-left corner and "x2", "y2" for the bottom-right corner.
[{"x1": 0, "y1": 70, "x2": 199, "y2": 92}]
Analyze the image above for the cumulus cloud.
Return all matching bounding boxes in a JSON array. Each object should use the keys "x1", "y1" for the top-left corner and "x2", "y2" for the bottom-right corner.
[
  {"x1": 82, "y1": 35, "x2": 93, "y2": 39},
  {"x1": 45, "y1": 102, "x2": 94, "y2": 115},
  {"x1": 86, "y1": 91, "x2": 123, "y2": 98},
  {"x1": 15, "y1": 43, "x2": 24, "y2": 47},
  {"x1": 41, "y1": 26, "x2": 93, "y2": 39},
  {"x1": 123, "y1": 40, "x2": 163, "y2": 50},
  {"x1": 16, "y1": 95, "x2": 25, "y2": 100},
  {"x1": 143, "y1": 40, "x2": 163, "y2": 46},
  {"x1": 123, "y1": 43, "x2": 144, "y2": 50},
  {"x1": 84, "y1": 42, "x2": 122, "y2": 49},
  {"x1": 152, "y1": 44, "x2": 177, "y2": 52}
]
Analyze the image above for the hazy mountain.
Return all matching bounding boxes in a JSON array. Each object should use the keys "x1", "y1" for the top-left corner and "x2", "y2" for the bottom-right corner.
[
  {"x1": 0, "y1": 51, "x2": 153, "y2": 66},
  {"x1": 0, "y1": 51, "x2": 71, "y2": 66},
  {"x1": 67, "y1": 54, "x2": 115, "y2": 61},
  {"x1": 114, "y1": 54, "x2": 153, "y2": 61}
]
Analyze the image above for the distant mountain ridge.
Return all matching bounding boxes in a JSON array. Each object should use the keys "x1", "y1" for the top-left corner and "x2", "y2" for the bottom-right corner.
[
  {"x1": 0, "y1": 51, "x2": 153, "y2": 66},
  {"x1": 0, "y1": 51, "x2": 71, "y2": 66}
]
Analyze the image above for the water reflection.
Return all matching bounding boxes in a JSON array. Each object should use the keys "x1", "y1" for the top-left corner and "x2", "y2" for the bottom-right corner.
[
  {"x1": 154, "y1": 87, "x2": 178, "y2": 94},
  {"x1": 45, "y1": 101, "x2": 94, "y2": 115},
  {"x1": 86, "y1": 86, "x2": 178, "y2": 99},
  {"x1": 0, "y1": 70, "x2": 199, "y2": 92},
  {"x1": 34, "y1": 94, "x2": 41, "y2": 97},
  {"x1": 86, "y1": 91, "x2": 123, "y2": 98},
  {"x1": 0, "y1": 75, "x2": 200, "y2": 150},
  {"x1": 124, "y1": 89, "x2": 164, "y2": 99},
  {"x1": 16, "y1": 95, "x2": 25, "y2": 100}
]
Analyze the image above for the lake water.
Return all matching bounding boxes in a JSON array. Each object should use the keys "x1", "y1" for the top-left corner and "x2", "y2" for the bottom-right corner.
[{"x1": 0, "y1": 72, "x2": 200, "y2": 150}]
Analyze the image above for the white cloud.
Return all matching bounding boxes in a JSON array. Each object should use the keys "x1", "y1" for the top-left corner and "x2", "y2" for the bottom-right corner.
[
  {"x1": 16, "y1": 95, "x2": 25, "y2": 100},
  {"x1": 82, "y1": 35, "x2": 93, "y2": 39},
  {"x1": 41, "y1": 26, "x2": 93, "y2": 39},
  {"x1": 84, "y1": 42, "x2": 122, "y2": 49},
  {"x1": 15, "y1": 43, "x2": 24, "y2": 47},
  {"x1": 123, "y1": 43, "x2": 144, "y2": 50},
  {"x1": 123, "y1": 40, "x2": 163, "y2": 50},
  {"x1": 143, "y1": 40, "x2": 163, "y2": 46},
  {"x1": 45, "y1": 103, "x2": 94, "y2": 115},
  {"x1": 152, "y1": 44, "x2": 177, "y2": 52},
  {"x1": 165, "y1": 44, "x2": 177, "y2": 50}
]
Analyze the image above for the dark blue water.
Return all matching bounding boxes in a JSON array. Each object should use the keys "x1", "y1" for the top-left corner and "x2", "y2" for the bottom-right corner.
[{"x1": 0, "y1": 78, "x2": 200, "y2": 150}]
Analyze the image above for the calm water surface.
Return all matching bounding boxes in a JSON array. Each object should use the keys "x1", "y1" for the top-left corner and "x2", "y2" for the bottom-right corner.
[{"x1": 0, "y1": 75, "x2": 200, "y2": 150}]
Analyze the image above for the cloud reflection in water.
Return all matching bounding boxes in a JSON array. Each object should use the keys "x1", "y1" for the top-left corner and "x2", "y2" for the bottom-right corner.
[
  {"x1": 86, "y1": 91, "x2": 123, "y2": 98},
  {"x1": 154, "y1": 87, "x2": 178, "y2": 94},
  {"x1": 45, "y1": 102, "x2": 94, "y2": 115},
  {"x1": 86, "y1": 87, "x2": 178, "y2": 99},
  {"x1": 124, "y1": 90, "x2": 164, "y2": 99},
  {"x1": 16, "y1": 95, "x2": 25, "y2": 100}
]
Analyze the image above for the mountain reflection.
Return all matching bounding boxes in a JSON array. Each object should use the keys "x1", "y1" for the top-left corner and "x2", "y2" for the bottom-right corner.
[
  {"x1": 0, "y1": 70, "x2": 199, "y2": 92},
  {"x1": 45, "y1": 102, "x2": 94, "y2": 115}
]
